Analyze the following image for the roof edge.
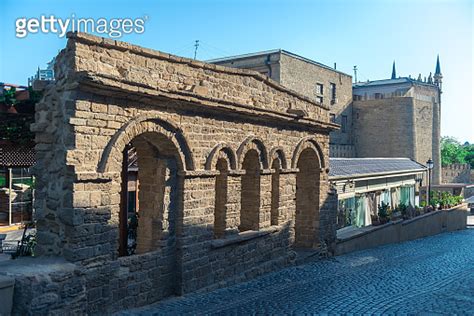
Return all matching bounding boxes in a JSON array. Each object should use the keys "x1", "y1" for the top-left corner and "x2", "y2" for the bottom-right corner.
[
  {"x1": 207, "y1": 48, "x2": 352, "y2": 77},
  {"x1": 66, "y1": 32, "x2": 331, "y2": 112}
]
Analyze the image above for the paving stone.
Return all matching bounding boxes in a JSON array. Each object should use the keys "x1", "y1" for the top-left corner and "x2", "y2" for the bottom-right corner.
[{"x1": 120, "y1": 229, "x2": 474, "y2": 315}]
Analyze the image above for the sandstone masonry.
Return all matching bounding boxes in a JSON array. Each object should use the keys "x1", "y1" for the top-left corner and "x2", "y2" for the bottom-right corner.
[{"x1": 0, "y1": 32, "x2": 338, "y2": 314}]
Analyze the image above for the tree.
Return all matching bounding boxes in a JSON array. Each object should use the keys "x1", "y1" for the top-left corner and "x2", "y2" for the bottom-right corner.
[
  {"x1": 440, "y1": 136, "x2": 468, "y2": 166},
  {"x1": 465, "y1": 144, "x2": 474, "y2": 168}
]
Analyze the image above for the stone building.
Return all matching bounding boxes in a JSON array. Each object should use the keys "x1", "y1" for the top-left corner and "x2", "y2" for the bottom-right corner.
[
  {"x1": 0, "y1": 32, "x2": 338, "y2": 314},
  {"x1": 209, "y1": 50, "x2": 355, "y2": 158},
  {"x1": 352, "y1": 60, "x2": 443, "y2": 185},
  {"x1": 211, "y1": 53, "x2": 443, "y2": 185}
]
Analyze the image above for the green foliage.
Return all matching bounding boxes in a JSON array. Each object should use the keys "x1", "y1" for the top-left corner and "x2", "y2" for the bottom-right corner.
[
  {"x1": 378, "y1": 202, "x2": 390, "y2": 220},
  {"x1": 0, "y1": 86, "x2": 17, "y2": 106},
  {"x1": 429, "y1": 191, "x2": 463, "y2": 208},
  {"x1": 441, "y1": 136, "x2": 468, "y2": 166},
  {"x1": 396, "y1": 202, "x2": 408, "y2": 216},
  {"x1": 0, "y1": 114, "x2": 35, "y2": 144},
  {"x1": 0, "y1": 86, "x2": 40, "y2": 144},
  {"x1": 465, "y1": 144, "x2": 474, "y2": 169}
]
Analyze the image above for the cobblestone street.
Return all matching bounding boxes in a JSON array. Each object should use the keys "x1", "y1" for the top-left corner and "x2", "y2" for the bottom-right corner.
[{"x1": 122, "y1": 228, "x2": 474, "y2": 315}]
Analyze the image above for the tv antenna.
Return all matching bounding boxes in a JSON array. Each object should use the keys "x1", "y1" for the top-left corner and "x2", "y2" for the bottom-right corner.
[{"x1": 194, "y1": 40, "x2": 200, "y2": 60}]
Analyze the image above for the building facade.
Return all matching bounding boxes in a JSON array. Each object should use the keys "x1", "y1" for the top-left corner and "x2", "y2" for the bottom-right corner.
[
  {"x1": 329, "y1": 158, "x2": 426, "y2": 229},
  {"x1": 209, "y1": 50, "x2": 355, "y2": 158},
  {"x1": 211, "y1": 53, "x2": 443, "y2": 184},
  {"x1": 353, "y1": 66, "x2": 442, "y2": 185}
]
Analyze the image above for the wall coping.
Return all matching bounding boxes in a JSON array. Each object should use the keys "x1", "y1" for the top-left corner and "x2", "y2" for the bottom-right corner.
[
  {"x1": 337, "y1": 204, "x2": 466, "y2": 243},
  {"x1": 68, "y1": 32, "x2": 330, "y2": 112},
  {"x1": 211, "y1": 226, "x2": 279, "y2": 249}
]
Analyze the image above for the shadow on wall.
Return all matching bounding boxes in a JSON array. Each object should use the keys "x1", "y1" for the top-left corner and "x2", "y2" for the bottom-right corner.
[{"x1": 5, "y1": 218, "x2": 295, "y2": 314}]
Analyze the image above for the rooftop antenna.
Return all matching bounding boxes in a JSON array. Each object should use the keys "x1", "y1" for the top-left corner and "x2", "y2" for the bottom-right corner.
[
  {"x1": 193, "y1": 40, "x2": 200, "y2": 60},
  {"x1": 353, "y1": 65, "x2": 358, "y2": 83}
]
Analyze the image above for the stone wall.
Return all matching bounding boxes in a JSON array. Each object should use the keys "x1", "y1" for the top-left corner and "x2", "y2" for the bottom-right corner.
[
  {"x1": 413, "y1": 85, "x2": 441, "y2": 184},
  {"x1": 353, "y1": 84, "x2": 441, "y2": 184},
  {"x1": 442, "y1": 164, "x2": 472, "y2": 184},
  {"x1": 353, "y1": 97, "x2": 416, "y2": 159},
  {"x1": 210, "y1": 51, "x2": 354, "y2": 157},
  {"x1": 279, "y1": 53, "x2": 353, "y2": 149},
  {"x1": 1, "y1": 32, "x2": 339, "y2": 314},
  {"x1": 329, "y1": 144, "x2": 355, "y2": 158},
  {"x1": 336, "y1": 204, "x2": 467, "y2": 255}
]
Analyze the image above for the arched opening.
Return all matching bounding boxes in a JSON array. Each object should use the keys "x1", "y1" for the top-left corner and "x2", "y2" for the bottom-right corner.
[
  {"x1": 295, "y1": 148, "x2": 321, "y2": 248},
  {"x1": 119, "y1": 132, "x2": 183, "y2": 257},
  {"x1": 240, "y1": 149, "x2": 260, "y2": 231},
  {"x1": 271, "y1": 158, "x2": 281, "y2": 226},
  {"x1": 214, "y1": 158, "x2": 229, "y2": 238}
]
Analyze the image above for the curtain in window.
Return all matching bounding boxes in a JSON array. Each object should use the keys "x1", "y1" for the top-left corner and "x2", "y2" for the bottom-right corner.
[
  {"x1": 354, "y1": 195, "x2": 366, "y2": 228},
  {"x1": 400, "y1": 186, "x2": 415, "y2": 206},
  {"x1": 391, "y1": 188, "x2": 400, "y2": 208},
  {"x1": 381, "y1": 190, "x2": 391, "y2": 206},
  {"x1": 345, "y1": 197, "x2": 356, "y2": 226},
  {"x1": 365, "y1": 194, "x2": 373, "y2": 226}
]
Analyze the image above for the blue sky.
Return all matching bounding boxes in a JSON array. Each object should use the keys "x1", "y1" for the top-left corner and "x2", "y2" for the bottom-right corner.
[{"x1": 1, "y1": 0, "x2": 472, "y2": 142}]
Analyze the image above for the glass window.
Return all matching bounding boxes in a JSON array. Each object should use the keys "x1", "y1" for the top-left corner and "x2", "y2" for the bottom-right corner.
[
  {"x1": 330, "y1": 83, "x2": 336, "y2": 102},
  {"x1": 316, "y1": 83, "x2": 323, "y2": 95},
  {"x1": 316, "y1": 96, "x2": 323, "y2": 104}
]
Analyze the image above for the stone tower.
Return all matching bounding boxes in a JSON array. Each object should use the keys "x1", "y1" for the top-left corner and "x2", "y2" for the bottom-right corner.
[
  {"x1": 434, "y1": 55, "x2": 443, "y2": 92},
  {"x1": 432, "y1": 55, "x2": 443, "y2": 184}
]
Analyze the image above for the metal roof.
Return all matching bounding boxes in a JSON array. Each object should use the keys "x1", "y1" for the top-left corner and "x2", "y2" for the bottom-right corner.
[
  {"x1": 206, "y1": 49, "x2": 352, "y2": 77},
  {"x1": 329, "y1": 158, "x2": 426, "y2": 179},
  {"x1": 353, "y1": 77, "x2": 438, "y2": 89}
]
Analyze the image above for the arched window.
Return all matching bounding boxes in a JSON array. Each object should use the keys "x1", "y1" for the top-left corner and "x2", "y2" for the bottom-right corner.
[
  {"x1": 119, "y1": 132, "x2": 183, "y2": 256},
  {"x1": 214, "y1": 158, "x2": 229, "y2": 238},
  {"x1": 239, "y1": 149, "x2": 260, "y2": 231},
  {"x1": 295, "y1": 147, "x2": 321, "y2": 248},
  {"x1": 271, "y1": 158, "x2": 281, "y2": 226}
]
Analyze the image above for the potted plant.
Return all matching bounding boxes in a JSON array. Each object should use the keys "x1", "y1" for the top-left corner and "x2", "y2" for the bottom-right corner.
[{"x1": 378, "y1": 202, "x2": 390, "y2": 224}]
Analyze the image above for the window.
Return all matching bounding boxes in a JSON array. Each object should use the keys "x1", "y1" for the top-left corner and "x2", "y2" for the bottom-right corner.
[
  {"x1": 353, "y1": 95, "x2": 362, "y2": 101},
  {"x1": 341, "y1": 115, "x2": 347, "y2": 133},
  {"x1": 240, "y1": 149, "x2": 260, "y2": 231},
  {"x1": 316, "y1": 96, "x2": 323, "y2": 105},
  {"x1": 330, "y1": 83, "x2": 336, "y2": 103},
  {"x1": 330, "y1": 114, "x2": 336, "y2": 123},
  {"x1": 316, "y1": 83, "x2": 324, "y2": 95},
  {"x1": 374, "y1": 93, "x2": 383, "y2": 99}
]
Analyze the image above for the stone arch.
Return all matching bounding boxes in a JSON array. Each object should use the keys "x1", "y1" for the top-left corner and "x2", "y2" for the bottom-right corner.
[
  {"x1": 98, "y1": 114, "x2": 195, "y2": 174},
  {"x1": 205, "y1": 143, "x2": 237, "y2": 170},
  {"x1": 295, "y1": 146, "x2": 322, "y2": 248},
  {"x1": 237, "y1": 136, "x2": 269, "y2": 170},
  {"x1": 291, "y1": 136, "x2": 326, "y2": 170},
  {"x1": 240, "y1": 149, "x2": 261, "y2": 231},
  {"x1": 269, "y1": 147, "x2": 288, "y2": 170},
  {"x1": 116, "y1": 130, "x2": 184, "y2": 296},
  {"x1": 214, "y1": 158, "x2": 229, "y2": 238}
]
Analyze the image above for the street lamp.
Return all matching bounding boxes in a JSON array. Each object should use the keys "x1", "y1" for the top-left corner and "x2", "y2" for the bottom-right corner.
[{"x1": 426, "y1": 158, "x2": 434, "y2": 207}]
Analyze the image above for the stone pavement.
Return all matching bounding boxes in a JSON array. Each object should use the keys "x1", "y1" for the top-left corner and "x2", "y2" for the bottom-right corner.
[{"x1": 120, "y1": 229, "x2": 474, "y2": 315}]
